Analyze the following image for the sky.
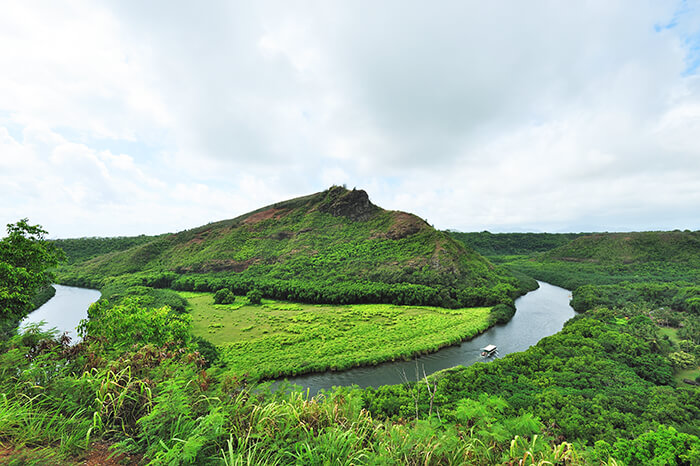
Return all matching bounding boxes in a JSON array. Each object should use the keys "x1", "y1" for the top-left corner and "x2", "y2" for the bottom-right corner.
[{"x1": 1, "y1": 1, "x2": 700, "y2": 238}]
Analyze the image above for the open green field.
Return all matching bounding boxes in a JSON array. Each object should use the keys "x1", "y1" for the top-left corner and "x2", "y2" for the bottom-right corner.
[
  {"x1": 659, "y1": 327, "x2": 700, "y2": 384},
  {"x1": 180, "y1": 291, "x2": 492, "y2": 381},
  {"x1": 675, "y1": 366, "x2": 700, "y2": 384}
]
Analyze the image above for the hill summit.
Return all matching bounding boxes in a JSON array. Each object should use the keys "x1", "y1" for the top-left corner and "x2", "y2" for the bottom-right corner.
[{"x1": 58, "y1": 186, "x2": 526, "y2": 307}]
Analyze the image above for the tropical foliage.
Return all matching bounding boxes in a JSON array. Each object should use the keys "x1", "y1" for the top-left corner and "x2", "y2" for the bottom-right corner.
[
  {"x1": 0, "y1": 219, "x2": 65, "y2": 335},
  {"x1": 3, "y1": 219, "x2": 700, "y2": 464},
  {"x1": 448, "y1": 230, "x2": 585, "y2": 256}
]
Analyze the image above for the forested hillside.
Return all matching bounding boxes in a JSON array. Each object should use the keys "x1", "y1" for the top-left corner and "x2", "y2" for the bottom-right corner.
[
  {"x1": 447, "y1": 231, "x2": 585, "y2": 256},
  {"x1": 425, "y1": 229, "x2": 700, "y2": 463},
  {"x1": 544, "y1": 231, "x2": 700, "y2": 264},
  {"x1": 56, "y1": 186, "x2": 532, "y2": 308},
  {"x1": 476, "y1": 231, "x2": 700, "y2": 290},
  {"x1": 51, "y1": 234, "x2": 160, "y2": 264}
]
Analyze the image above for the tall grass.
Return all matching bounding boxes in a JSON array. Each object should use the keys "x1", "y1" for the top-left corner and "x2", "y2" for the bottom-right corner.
[{"x1": 0, "y1": 392, "x2": 94, "y2": 456}]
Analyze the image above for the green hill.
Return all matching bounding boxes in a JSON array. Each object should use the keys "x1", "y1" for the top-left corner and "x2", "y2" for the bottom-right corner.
[
  {"x1": 57, "y1": 186, "x2": 529, "y2": 307},
  {"x1": 51, "y1": 234, "x2": 161, "y2": 264},
  {"x1": 543, "y1": 231, "x2": 700, "y2": 265},
  {"x1": 447, "y1": 231, "x2": 585, "y2": 256},
  {"x1": 502, "y1": 230, "x2": 700, "y2": 290}
]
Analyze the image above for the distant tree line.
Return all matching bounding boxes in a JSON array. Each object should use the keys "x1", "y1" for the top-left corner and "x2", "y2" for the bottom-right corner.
[{"x1": 59, "y1": 269, "x2": 535, "y2": 309}]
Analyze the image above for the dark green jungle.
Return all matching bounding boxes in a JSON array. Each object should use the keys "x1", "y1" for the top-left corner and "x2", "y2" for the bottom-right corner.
[{"x1": 1, "y1": 187, "x2": 698, "y2": 465}]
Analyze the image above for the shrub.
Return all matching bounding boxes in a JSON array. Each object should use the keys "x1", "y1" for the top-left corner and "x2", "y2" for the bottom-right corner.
[
  {"x1": 490, "y1": 303, "x2": 516, "y2": 324},
  {"x1": 668, "y1": 351, "x2": 696, "y2": 370},
  {"x1": 192, "y1": 335, "x2": 220, "y2": 367},
  {"x1": 80, "y1": 298, "x2": 191, "y2": 350},
  {"x1": 246, "y1": 289, "x2": 263, "y2": 305},
  {"x1": 213, "y1": 288, "x2": 235, "y2": 305}
]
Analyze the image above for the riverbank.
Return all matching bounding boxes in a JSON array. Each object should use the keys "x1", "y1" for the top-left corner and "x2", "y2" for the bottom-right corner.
[{"x1": 29, "y1": 285, "x2": 56, "y2": 311}]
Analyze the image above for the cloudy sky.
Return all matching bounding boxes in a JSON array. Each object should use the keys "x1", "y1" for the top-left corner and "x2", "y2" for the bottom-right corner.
[{"x1": 1, "y1": 1, "x2": 700, "y2": 238}]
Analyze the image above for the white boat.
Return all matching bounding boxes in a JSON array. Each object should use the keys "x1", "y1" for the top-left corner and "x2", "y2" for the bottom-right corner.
[{"x1": 481, "y1": 344, "x2": 497, "y2": 357}]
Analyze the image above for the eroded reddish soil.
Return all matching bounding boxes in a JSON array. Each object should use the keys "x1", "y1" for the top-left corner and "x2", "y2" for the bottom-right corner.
[{"x1": 243, "y1": 207, "x2": 287, "y2": 225}]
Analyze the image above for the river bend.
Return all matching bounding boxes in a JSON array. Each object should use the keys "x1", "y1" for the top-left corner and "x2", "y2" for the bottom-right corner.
[
  {"x1": 25, "y1": 281, "x2": 574, "y2": 392},
  {"x1": 279, "y1": 281, "x2": 575, "y2": 394}
]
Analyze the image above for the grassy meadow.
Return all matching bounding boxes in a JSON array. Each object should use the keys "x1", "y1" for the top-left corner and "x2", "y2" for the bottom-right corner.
[
  {"x1": 180, "y1": 291, "x2": 492, "y2": 380},
  {"x1": 659, "y1": 326, "x2": 700, "y2": 384}
]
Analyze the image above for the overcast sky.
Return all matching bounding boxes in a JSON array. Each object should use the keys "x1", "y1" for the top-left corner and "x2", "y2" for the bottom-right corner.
[{"x1": 1, "y1": 1, "x2": 700, "y2": 238}]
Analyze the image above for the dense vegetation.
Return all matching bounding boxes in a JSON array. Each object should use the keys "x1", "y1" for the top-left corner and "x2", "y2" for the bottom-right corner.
[
  {"x1": 447, "y1": 229, "x2": 700, "y2": 461},
  {"x1": 29, "y1": 284, "x2": 56, "y2": 310},
  {"x1": 0, "y1": 220, "x2": 64, "y2": 337},
  {"x1": 2, "y1": 263, "x2": 698, "y2": 464},
  {"x1": 363, "y1": 308, "x2": 698, "y2": 442},
  {"x1": 543, "y1": 231, "x2": 700, "y2": 264},
  {"x1": 490, "y1": 231, "x2": 700, "y2": 376},
  {"x1": 447, "y1": 231, "x2": 585, "y2": 256},
  {"x1": 51, "y1": 234, "x2": 160, "y2": 264},
  {"x1": 56, "y1": 187, "x2": 532, "y2": 309},
  {"x1": 1, "y1": 310, "x2": 595, "y2": 465},
  {"x1": 3, "y1": 219, "x2": 699, "y2": 464},
  {"x1": 496, "y1": 231, "x2": 700, "y2": 290}
]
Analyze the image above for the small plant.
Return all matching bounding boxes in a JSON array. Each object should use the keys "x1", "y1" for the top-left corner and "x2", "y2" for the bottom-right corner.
[
  {"x1": 246, "y1": 289, "x2": 263, "y2": 305},
  {"x1": 213, "y1": 288, "x2": 236, "y2": 305}
]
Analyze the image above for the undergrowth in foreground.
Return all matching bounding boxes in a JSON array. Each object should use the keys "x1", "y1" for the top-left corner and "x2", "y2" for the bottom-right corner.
[
  {"x1": 183, "y1": 291, "x2": 492, "y2": 381},
  {"x1": 2, "y1": 299, "x2": 698, "y2": 465}
]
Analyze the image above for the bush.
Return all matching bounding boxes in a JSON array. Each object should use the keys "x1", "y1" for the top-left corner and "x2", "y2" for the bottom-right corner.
[
  {"x1": 246, "y1": 289, "x2": 262, "y2": 305},
  {"x1": 192, "y1": 335, "x2": 220, "y2": 367},
  {"x1": 612, "y1": 425, "x2": 700, "y2": 466},
  {"x1": 489, "y1": 303, "x2": 516, "y2": 324},
  {"x1": 80, "y1": 298, "x2": 191, "y2": 350},
  {"x1": 100, "y1": 282, "x2": 189, "y2": 313},
  {"x1": 668, "y1": 351, "x2": 696, "y2": 370},
  {"x1": 213, "y1": 288, "x2": 235, "y2": 305}
]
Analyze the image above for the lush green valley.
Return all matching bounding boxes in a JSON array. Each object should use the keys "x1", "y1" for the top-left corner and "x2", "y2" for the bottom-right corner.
[{"x1": 1, "y1": 209, "x2": 699, "y2": 464}]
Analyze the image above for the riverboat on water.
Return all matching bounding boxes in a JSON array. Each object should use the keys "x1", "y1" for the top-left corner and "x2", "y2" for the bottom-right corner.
[{"x1": 481, "y1": 344, "x2": 497, "y2": 357}]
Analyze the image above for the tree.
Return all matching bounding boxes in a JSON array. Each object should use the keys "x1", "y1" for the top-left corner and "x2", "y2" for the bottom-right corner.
[
  {"x1": 246, "y1": 289, "x2": 262, "y2": 305},
  {"x1": 668, "y1": 351, "x2": 696, "y2": 370},
  {"x1": 79, "y1": 298, "x2": 191, "y2": 350},
  {"x1": 213, "y1": 288, "x2": 235, "y2": 305},
  {"x1": 0, "y1": 219, "x2": 64, "y2": 332},
  {"x1": 612, "y1": 425, "x2": 700, "y2": 466}
]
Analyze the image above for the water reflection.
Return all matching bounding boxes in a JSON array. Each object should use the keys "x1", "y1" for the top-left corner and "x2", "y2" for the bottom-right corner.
[{"x1": 20, "y1": 284, "x2": 101, "y2": 343}]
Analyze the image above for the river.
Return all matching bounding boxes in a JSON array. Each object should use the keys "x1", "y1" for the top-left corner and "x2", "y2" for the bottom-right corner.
[
  {"x1": 20, "y1": 284, "x2": 101, "y2": 343},
  {"x1": 24, "y1": 281, "x2": 574, "y2": 392},
  {"x1": 277, "y1": 281, "x2": 575, "y2": 394}
]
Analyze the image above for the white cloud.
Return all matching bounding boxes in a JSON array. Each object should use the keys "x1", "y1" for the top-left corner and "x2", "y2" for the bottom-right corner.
[{"x1": 1, "y1": 0, "x2": 699, "y2": 237}]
